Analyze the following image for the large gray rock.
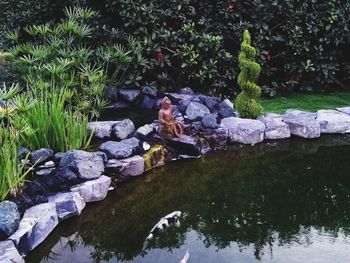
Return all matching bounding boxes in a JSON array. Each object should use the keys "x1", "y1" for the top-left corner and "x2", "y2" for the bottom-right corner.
[
  {"x1": 169, "y1": 135, "x2": 202, "y2": 156},
  {"x1": 99, "y1": 137, "x2": 141, "y2": 159},
  {"x1": 29, "y1": 148, "x2": 53, "y2": 165},
  {"x1": 259, "y1": 113, "x2": 291, "y2": 139},
  {"x1": 336, "y1": 107, "x2": 350, "y2": 115},
  {"x1": 70, "y1": 175, "x2": 111, "y2": 203},
  {"x1": 282, "y1": 109, "x2": 320, "y2": 138},
  {"x1": 166, "y1": 93, "x2": 193, "y2": 105},
  {"x1": 0, "y1": 201, "x2": 20, "y2": 240},
  {"x1": 218, "y1": 99, "x2": 239, "y2": 119},
  {"x1": 0, "y1": 241, "x2": 24, "y2": 263},
  {"x1": 88, "y1": 121, "x2": 117, "y2": 139},
  {"x1": 9, "y1": 203, "x2": 58, "y2": 256},
  {"x1": 221, "y1": 117, "x2": 265, "y2": 145},
  {"x1": 118, "y1": 89, "x2": 140, "y2": 102},
  {"x1": 317, "y1": 109, "x2": 350, "y2": 133},
  {"x1": 201, "y1": 114, "x2": 218, "y2": 129},
  {"x1": 59, "y1": 150, "x2": 104, "y2": 180},
  {"x1": 134, "y1": 123, "x2": 156, "y2": 140},
  {"x1": 112, "y1": 119, "x2": 135, "y2": 140},
  {"x1": 105, "y1": 156, "x2": 145, "y2": 177},
  {"x1": 48, "y1": 192, "x2": 86, "y2": 220},
  {"x1": 185, "y1": 102, "x2": 210, "y2": 121}
]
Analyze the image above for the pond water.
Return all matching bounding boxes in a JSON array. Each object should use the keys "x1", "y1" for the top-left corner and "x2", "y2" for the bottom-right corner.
[{"x1": 26, "y1": 136, "x2": 350, "y2": 263}]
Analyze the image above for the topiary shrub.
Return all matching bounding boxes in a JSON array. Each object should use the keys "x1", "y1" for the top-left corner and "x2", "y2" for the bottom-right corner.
[{"x1": 235, "y1": 30, "x2": 264, "y2": 119}]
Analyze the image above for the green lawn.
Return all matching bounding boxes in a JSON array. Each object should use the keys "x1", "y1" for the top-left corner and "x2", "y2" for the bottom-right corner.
[{"x1": 261, "y1": 93, "x2": 350, "y2": 114}]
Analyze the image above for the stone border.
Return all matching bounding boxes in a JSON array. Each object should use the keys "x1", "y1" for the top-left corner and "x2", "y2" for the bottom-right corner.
[{"x1": 1, "y1": 88, "x2": 350, "y2": 261}]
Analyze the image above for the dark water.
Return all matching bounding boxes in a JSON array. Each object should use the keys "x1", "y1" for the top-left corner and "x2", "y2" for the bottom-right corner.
[{"x1": 26, "y1": 136, "x2": 350, "y2": 263}]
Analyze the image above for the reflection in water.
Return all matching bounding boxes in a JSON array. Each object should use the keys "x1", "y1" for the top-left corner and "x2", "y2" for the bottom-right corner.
[{"x1": 27, "y1": 136, "x2": 350, "y2": 263}]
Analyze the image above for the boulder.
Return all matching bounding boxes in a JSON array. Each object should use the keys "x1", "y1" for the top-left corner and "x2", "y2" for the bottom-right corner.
[
  {"x1": 48, "y1": 192, "x2": 86, "y2": 220},
  {"x1": 201, "y1": 127, "x2": 228, "y2": 150},
  {"x1": 0, "y1": 201, "x2": 20, "y2": 240},
  {"x1": 88, "y1": 121, "x2": 117, "y2": 139},
  {"x1": 259, "y1": 113, "x2": 291, "y2": 139},
  {"x1": 59, "y1": 150, "x2": 104, "y2": 180},
  {"x1": 118, "y1": 89, "x2": 140, "y2": 102},
  {"x1": 221, "y1": 117, "x2": 265, "y2": 145},
  {"x1": 0, "y1": 241, "x2": 24, "y2": 263},
  {"x1": 336, "y1": 107, "x2": 350, "y2": 115},
  {"x1": 172, "y1": 106, "x2": 184, "y2": 122},
  {"x1": 141, "y1": 86, "x2": 158, "y2": 97},
  {"x1": 134, "y1": 123, "x2": 156, "y2": 140},
  {"x1": 105, "y1": 101, "x2": 130, "y2": 110},
  {"x1": 116, "y1": 155, "x2": 145, "y2": 177},
  {"x1": 201, "y1": 114, "x2": 218, "y2": 129},
  {"x1": 29, "y1": 148, "x2": 53, "y2": 165},
  {"x1": 166, "y1": 93, "x2": 193, "y2": 105},
  {"x1": 198, "y1": 95, "x2": 219, "y2": 112},
  {"x1": 282, "y1": 109, "x2": 320, "y2": 138},
  {"x1": 185, "y1": 102, "x2": 210, "y2": 121},
  {"x1": 169, "y1": 135, "x2": 201, "y2": 156},
  {"x1": 218, "y1": 99, "x2": 239, "y2": 119},
  {"x1": 136, "y1": 95, "x2": 157, "y2": 110},
  {"x1": 179, "y1": 87, "x2": 194, "y2": 95},
  {"x1": 317, "y1": 109, "x2": 350, "y2": 133},
  {"x1": 35, "y1": 168, "x2": 55, "y2": 177},
  {"x1": 112, "y1": 119, "x2": 135, "y2": 140},
  {"x1": 9, "y1": 203, "x2": 58, "y2": 255},
  {"x1": 99, "y1": 141, "x2": 134, "y2": 159},
  {"x1": 70, "y1": 175, "x2": 111, "y2": 203},
  {"x1": 18, "y1": 147, "x2": 29, "y2": 160},
  {"x1": 143, "y1": 145, "x2": 168, "y2": 171}
]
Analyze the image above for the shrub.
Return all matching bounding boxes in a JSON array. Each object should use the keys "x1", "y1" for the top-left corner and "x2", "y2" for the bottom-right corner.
[
  {"x1": 89, "y1": 0, "x2": 350, "y2": 95},
  {"x1": 235, "y1": 30, "x2": 263, "y2": 119}
]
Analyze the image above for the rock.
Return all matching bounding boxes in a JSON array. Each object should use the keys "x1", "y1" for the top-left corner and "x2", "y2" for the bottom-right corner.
[
  {"x1": 0, "y1": 201, "x2": 20, "y2": 240},
  {"x1": 143, "y1": 145, "x2": 168, "y2": 171},
  {"x1": 136, "y1": 95, "x2": 157, "y2": 110},
  {"x1": 99, "y1": 141, "x2": 133, "y2": 159},
  {"x1": 201, "y1": 114, "x2": 218, "y2": 129},
  {"x1": 116, "y1": 155, "x2": 145, "y2": 177},
  {"x1": 317, "y1": 109, "x2": 350, "y2": 133},
  {"x1": 35, "y1": 168, "x2": 55, "y2": 177},
  {"x1": 112, "y1": 119, "x2": 135, "y2": 140},
  {"x1": 0, "y1": 241, "x2": 24, "y2": 262},
  {"x1": 179, "y1": 87, "x2": 194, "y2": 95},
  {"x1": 221, "y1": 117, "x2": 265, "y2": 145},
  {"x1": 166, "y1": 93, "x2": 193, "y2": 105},
  {"x1": 178, "y1": 98, "x2": 192, "y2": 114},
  {"x1": 18, "y1": 147, "x2": 29, "y2": 160},
  {"x1": 169, "y1": 135, "x2": 201, "y2": 156},
  {"x1": 70, "y1": 175, "x2": 111, "y2": 203},
  {"x1": 259, "y1": 113, "x2": 291, "y2": 139},
  {"x1": 54, "y1": 152, "x2": 64, "y2": 162},
  {"x1": 199, "y1": 95, "x2": 219, "y2": 112},
  {"x1": 185, "y1": 102, "x2": 210, "y2": 121},
  {"x1": 141, "y1": 86, "x2": 158, "y2": 97},
  {"x1": 172, "y1": 105, "x2": 184, "y2": 122},
  {"x1": 29, "y1": 148, "x2": 53, "y2": 165},
  {"x1": 218, "y1": 99, "x2": 239, "y2": 119},
  {"x1": 282, "y1": 109, "x2": 320, "y2": 138},
  {"x1": 105, "y1": 101, "x2": 130, "y2": 110},
  {"x1": 135, "y1": 123, "x2": 156, "y2": 140},
  {"x1": 9, "y1": 203, "x2": 58, "y2": 256},
  {"x1": 118, "y1": 89, "x2": 140, "y2": 102},
  {"x1": 48, "y1": 192, "x2": 86, "y2": 220},
  {"x1": 201, "y1": 127, "x2": 228, "y2": 150},
  {"x1": 59, "y1": 150, "x2": 104, "y2": 180},
  {"x1": 104, "y1": 85, "x2": 118, "y2": 102},
  {"x1": 88, "y1": 121, "x2": 117, "y2": 139},
  {"x1": 336, "y1": 107, "x2": 350, "y2": 115}
]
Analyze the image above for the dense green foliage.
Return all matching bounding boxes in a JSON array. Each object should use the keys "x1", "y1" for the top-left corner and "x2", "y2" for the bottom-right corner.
[
  {"x1": 88, "y1": 0, "x2": 350, "y2": 96},
  {"x1": 235, "y1": 30, "x2": 263, "y2": 118},
  {"x1": 261, "y1": 92, "x2": 350, "y2": 114},
  {"x1": 0, "y1": 129, "x2": 31, "y2": 201}
]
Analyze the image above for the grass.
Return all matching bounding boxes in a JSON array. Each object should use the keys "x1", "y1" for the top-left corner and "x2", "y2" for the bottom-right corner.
[{"x1": 261, "y1": 92, "x2": 350, "y2": 114}]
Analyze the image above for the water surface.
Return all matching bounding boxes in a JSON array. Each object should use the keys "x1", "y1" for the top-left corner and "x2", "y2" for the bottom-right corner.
[{"x1": 27, "y1": 136, "x2": 350, "y2": 263}]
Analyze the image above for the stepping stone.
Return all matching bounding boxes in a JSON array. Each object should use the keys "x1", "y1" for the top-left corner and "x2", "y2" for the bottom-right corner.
[
  {"x1": 259, "y1": 113, "x2": 290, "y2": 139},
  {"x1": 0, "y1": 240, "x2": 24, "y2": 262},
  {"x1": 317, "y1": 109, "x2": 350, "y2": 133},
  {"x1": 48, "y1": 192, "x2": 86, "y2": 220}
]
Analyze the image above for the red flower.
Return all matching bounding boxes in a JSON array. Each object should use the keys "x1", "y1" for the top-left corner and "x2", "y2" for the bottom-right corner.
[
  {"x1": 156, "y1": 51, "x2": 163, "y2": 62},
  {"x1": 227, "y1": 2, "x2": 235, "y2": 10}
]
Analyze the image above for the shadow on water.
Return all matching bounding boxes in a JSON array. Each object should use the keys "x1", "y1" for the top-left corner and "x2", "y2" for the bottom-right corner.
[{"x1": 26, "y1": 135, "x2": 350, "y2": 263}]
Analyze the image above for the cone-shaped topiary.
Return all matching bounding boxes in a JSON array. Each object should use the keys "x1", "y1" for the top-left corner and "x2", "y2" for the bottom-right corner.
[{"x1": 235, "y1": 30, "x2": 264, "y2": 119}]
